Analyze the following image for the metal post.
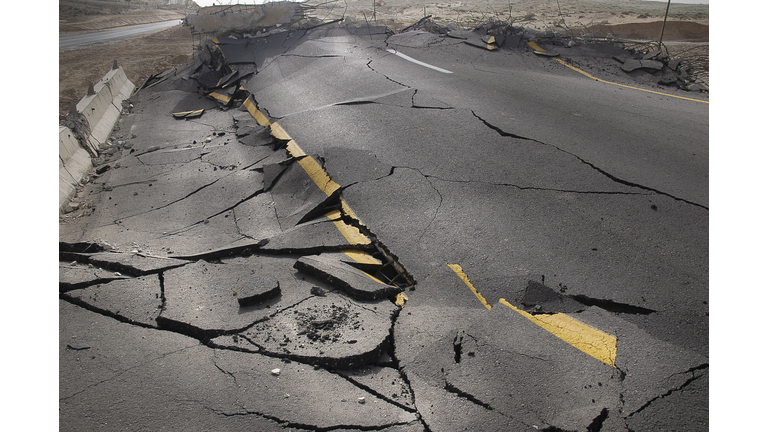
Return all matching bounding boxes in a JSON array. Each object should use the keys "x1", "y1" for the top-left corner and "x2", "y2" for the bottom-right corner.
[{"x1": 659, "y1": 0, "x2": 672, "y2": 49}]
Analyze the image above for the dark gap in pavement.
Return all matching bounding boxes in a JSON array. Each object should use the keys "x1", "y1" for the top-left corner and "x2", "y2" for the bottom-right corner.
[
  {"x1": 332, "y1": 369, "x2": 417, "y2": 413},
  {"x1": 470, "y1": 111, "x2": 708, "y2": 210},
  {"x1": 587, "y1": 407, "x2": 609, "y2": 432},
  {"x1": 60, "y1": 292, "x2": 159, "y2": 330},
  {"x1": 60, "y1": 241, "x2": 106, "y2": 254},
  {"x1": 626, "y1": 363, "x2": 708, "y2": 418},
  {"x1": 334, "y1": 100, "x2": 377, "y2": 106},
  {"x1": 366, "y1": 59, "x2": 412, "y2": 89},
  {"x1": 443, "y1": 382, "x2": 494, "y2": 410},
  {"x1": 59, "y1": 275, "x2": 128, "y2": 294},
  {"x1": 158, "y1": 271, "x2": 167, "y2": 312},
  {"x1": 569, "y1": 294, "x2": 656, "y2": 315},
  {"x1": 453, "y1": 331, "x2": 463, "y2": 364},
  {"x1": 319, "y1": 191, "x2": 416, "y2": 290}
]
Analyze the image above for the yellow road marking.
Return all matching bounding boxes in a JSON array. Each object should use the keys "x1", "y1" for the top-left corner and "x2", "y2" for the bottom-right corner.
[
  {"x1": 271, "y1": 122, "x2": 294, "y2": 141},
  {"x1": 172, "y1": 109, "x2": 204, "y2": 118},
  {"x1": 447, "y1": 264, "x2": 492, "y2": 310},
  {"x1": 242, "y1": 97, "x2": 271, "y2": 126},
  {"x1": 527, "y1": 41, "x2": 708, "y2": 104},
  {"x1": 552, "y1": 58, "x2": 708, "y2": 104},
  {"x1": 395, "y1": 292, "x2": 409, "y2": 307},
  {"x1": 242, "y1": 99, "x2": 394, "y2": 289},
  {"x1": 498, "y1": 298, "x2": 617, "y2": 367},
  {"x1": 325, "y1": 209, "x2": 371, "y2": 246},
  {"x1": 527, "y1": 41, "x2": 546, "y2": 54},
  {"x1": 208, "y1": 92, "x2": 231, "y2": 103},
  {"x1": 277, "y1": 131, "x2": 342, "y2": 196},
  {"x1": 340, "y1": 249, "x2": 381, "y2": 265}
]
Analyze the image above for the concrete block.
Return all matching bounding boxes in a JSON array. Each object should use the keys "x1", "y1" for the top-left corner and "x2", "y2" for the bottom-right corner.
[
  {"x1": 75, "y1": 66, "x2": 134, "y2": 151},
  {"x1": 59, "y1": 126, "x2": 93, "y2": 209},
  {"x1": 60, "y1": 66, "x2": 134, "y2": 211}
]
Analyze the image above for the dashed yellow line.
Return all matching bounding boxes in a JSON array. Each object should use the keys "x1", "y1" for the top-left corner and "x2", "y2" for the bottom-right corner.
[
  {"x1": 499, "y1": 298, "x2": 617, "y2": 367},
  {"x1": 447, "y1": 263, "x2": 492, "y2": 310},
  {"x1": 527, "y1": 41, "x2": 708, "y2": 104}
]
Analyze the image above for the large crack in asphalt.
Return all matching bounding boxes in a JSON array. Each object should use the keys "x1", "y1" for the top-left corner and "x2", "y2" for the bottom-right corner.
[
  {"x1": 60, "y1": 107, "x2": 422, "y2": 424},
  {"x1": 471, "y1": 111, "x2": 707, "y2": 210},
  {"x1": 62, "y1": 27, "x2": 706, "y2": 430},
  {"x1": 625, "y1": 363, "x2": 708, "y2": 419}
]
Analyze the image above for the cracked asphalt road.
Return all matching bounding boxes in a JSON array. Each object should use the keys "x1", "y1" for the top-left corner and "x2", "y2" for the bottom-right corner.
[{"x1": 59, "y1": 23, "x2": 708, "y2": 431}]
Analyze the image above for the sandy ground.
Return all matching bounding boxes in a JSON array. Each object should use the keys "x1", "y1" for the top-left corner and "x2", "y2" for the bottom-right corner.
[
  {"x1": 59, "y1": 9, "x2": 188, "y2": 33},
  {"x1": 59, "y1": 1, "x2": 708, "y2": 121},
  {"x1": 59, "y1": 21, "x2": 198, "y2": 123},
  {"x1": 305, "y1": 0, "x2": 708, "y2": 32}
]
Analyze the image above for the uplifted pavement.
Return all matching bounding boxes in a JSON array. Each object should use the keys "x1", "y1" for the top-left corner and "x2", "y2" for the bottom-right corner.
[
  {"x1": 60, "y1": 22, "x2": 707, "y2": 431},
  {"x1": 59, "y1": 25, "x2": 421, "y2": 430}
]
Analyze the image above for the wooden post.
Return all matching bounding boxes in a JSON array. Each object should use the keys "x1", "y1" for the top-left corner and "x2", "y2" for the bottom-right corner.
[{"x1": 659, "y1": 0, "x2": 672, "y2": 49}]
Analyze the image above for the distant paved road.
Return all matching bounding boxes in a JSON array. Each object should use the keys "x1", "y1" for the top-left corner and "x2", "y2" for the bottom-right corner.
[{"x1": 59, "y1": 19, "x2": 182, "y2": 50}]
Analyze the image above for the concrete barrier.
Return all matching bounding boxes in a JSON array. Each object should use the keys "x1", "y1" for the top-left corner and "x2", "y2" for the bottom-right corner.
[
  {"x1": 76, "y1": 64, "x2": 135, "y2": 153},
  {"x1": 60, "y1": 63, "x2": 135, "y2": 211},
  {"x1": 59, "y1": 126, "x2": 92, "y2": 209}
]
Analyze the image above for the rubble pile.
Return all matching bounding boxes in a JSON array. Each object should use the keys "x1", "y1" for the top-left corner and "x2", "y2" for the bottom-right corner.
[{"x1": 613, "y1": 48, "x2": 704, "y2": 92}]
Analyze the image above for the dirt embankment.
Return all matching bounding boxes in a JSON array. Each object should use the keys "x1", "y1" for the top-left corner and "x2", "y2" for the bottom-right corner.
[
  {"x1": 59, "y1": 24, "x2": 197, "y2": 122},
  {"x1": 60, "y1": 9, "x2": 188, "y2": 33}
]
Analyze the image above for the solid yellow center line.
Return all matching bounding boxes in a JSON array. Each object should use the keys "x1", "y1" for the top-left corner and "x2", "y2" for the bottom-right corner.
[
  {"x1": 528, "y1": 41, "x2": 708, "y2": 104},
  {"x1": 340, "y1": 249, "x2": 381, "y2": 265},
  {"x1": 281, "y1": 133, "x2": 341, "y2": 197},
  {"x1": 325, "y1": 209, "x2": 371, "y2": 246},
  {"x1": 447, "y1": 263, "x2": 492, "y2": 310},
  {"x1": 552, "y1": 58, "x2": 708, "y2": 104},
  {"x1": 242, "y1": 96, "x2": 271, "y2": 126},
  {"x1": 498, "y1": 298, "x2": 617, "y2": 367},
  {"x1": 243, "y1": 98, "x2": 394, "y2": 291}
]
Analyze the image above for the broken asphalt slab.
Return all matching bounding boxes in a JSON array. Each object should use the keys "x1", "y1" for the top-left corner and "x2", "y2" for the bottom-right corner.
[
  {"x1": 237, "y1": 273, "x2": 281, "y2": 306},
  {"x1": 60, "y1": 21, "x2": 706, "y2": 431},
  {"x1": 62, "y1": 274, "x2": 163, "y2": 328},
  {"x1": 156, "y1": 257, "x2": 314, "y2": 337},
  {"x1": 61, "y1": 300, "x2": 417, "y2": 431},
  {"x1": 295, "y1": 254, "x2": 402, "y2": 301},
  {"x1": 59, "y1": 261, "x2": 130, "y2": 292},
  {"x1": 237, "y1": 291, "x2": 400, "y2": 369}
]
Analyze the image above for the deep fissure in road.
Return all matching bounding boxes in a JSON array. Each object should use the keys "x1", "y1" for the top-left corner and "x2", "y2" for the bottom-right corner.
[{"x1": 61, "y1": 22, "x2": 708, "y2": 431}]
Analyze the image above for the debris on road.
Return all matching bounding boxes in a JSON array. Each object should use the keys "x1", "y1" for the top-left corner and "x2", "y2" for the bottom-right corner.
[{"x1": 59, "y1": 10, "x2": 707, "y2": 431}]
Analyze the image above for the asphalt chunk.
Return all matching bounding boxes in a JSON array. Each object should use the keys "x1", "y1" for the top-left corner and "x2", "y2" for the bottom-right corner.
[{"x1": 295, "y1": 255, "x2": 402, "y2": 301}]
